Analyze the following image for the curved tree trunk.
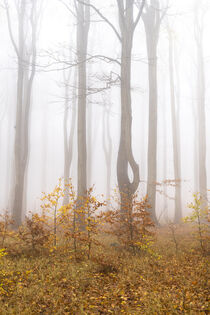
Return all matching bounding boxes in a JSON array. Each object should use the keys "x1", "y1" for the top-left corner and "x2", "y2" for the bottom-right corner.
[
  {"x1": 117, "y1": 35, "x2": 139, "y2": 214},
  {"x1": 117, "y1": 1, "x2": 142, "y2": 216},
  {"x1": 78, "y1": 0, "x2": 144, "y2": 220}
]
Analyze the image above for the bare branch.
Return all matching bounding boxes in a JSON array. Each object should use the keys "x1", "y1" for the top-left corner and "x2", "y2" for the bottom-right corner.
[
  {"x1": 160, "y1": 1, "x2": 169, "y2": 24},
  {"x1": 35, "y1": 52, "x2": 121, "y2": 72},
  {"x1": 87, "y1": 54, "x2": 121, "y2": 66},
  {"x1": 76, "y1": 0, "x2": 122, "y2": 42},
  {"x1": 133, "y1": 0, "x2": 145, "y2": 30},
  {"x1": 59, "y1": 0, "x2": 77, "y2": 18},
  {"x1": 28, "y1": 0, "x2": 37, "y2": 83},
  {"x1": 4, "y1": 0, "x2": 19, "y2": 58}
]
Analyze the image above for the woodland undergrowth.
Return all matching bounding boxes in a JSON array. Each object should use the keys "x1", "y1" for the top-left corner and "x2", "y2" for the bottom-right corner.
[{"x1": 0, "y1": 181, "x2": 209, "y2": 314}]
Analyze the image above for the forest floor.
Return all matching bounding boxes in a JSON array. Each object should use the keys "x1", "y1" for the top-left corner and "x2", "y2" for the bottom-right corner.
[{"x1": 0, "y1": 226, "x2": 209, "y2": 314}]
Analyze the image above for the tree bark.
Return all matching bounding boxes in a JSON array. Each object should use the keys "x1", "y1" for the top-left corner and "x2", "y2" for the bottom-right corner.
[
  {"x1": 168, "y1": 30, "x2": 182, "y2": 223},
  {"x1": 63, "y1": 70, "x2": 77, "y2": 205},
  {"x1": 162, "y1": 98, "x2": 168, "y2": 220},
  {"x1": 69, "y1": 0, "x2": 144, "y2": 220},
  {"x1": 102, "y1": 105, "x2": 112, "y2": 206},
  {"x1": 117, "y1": 0, "x2": 142, "y2": 215},
  {"x1": 87, "y1": 98, "x2": 92, "y2": 189},
  {"x1": 142, "y1": 0, "x2": 161, "y2": 224},
  {"x1": 6, "y1": 0, "x2": 38, "y2": 227},
  {"x1": 195, "y1": 17, "x2": 207, "y2": 207},
  {"x1": 76, "y1": 0, "x2": 90, "y2": 228}
]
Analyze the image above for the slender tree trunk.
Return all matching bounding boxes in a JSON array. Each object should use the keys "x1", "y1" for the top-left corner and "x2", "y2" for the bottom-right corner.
[
  {"x1": 41, "y1": 106, "x2": 48, "y2": 192},
  {"x1": 196, "y1": 38, "x2": 207, "y2": 207},
  {"x1": 193, "y1": 8, "x2": 207, "y2": 207},
  {"x1": 87, "y1": 99, "x2": 92, "y2": 189},
  {"x1": 117, "y1": 32, "x2": 139, "y2": 215},
  {"x1": 168, "y1": 31, "x2": 182, "y2": 223},
  {"x1": 142, "y1": 1, "x2": 162, "y2": 224},
  {"x1": 145, "y1": 37, "x2": 158, "y2": 224},
  {"x1": 13, "y1": 57, "x2": 25, "y2": 227},
  {"x1": 162, "y1": 99, "x2": 168, "y2": 220},
  {"x1": 6, "y1": 0, "x2": 38, "y2": 227},
  {"x1": 63, "y1": 70, "x2": 77, "y2": 205},
  {"x1": 12, "y1": 1, "x2": 26, "y2": 227},
  {"x1": 102, "y1": 106, "x2": 112, "y2": 205},
  {"x1": 193, "y1": 103, "x2": 199, "y2": 192},
  {"x1": 5, "y1": 114, "x2": 12, "y2": 209},
  {"x1": 76, "y1": 1, "x2": 90, "y2": 229}
]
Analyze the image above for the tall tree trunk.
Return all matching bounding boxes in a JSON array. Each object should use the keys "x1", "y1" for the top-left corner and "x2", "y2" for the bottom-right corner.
[
  {"x1": 195, "y1": 16, "x2": 207, "y2": 207},
  {"x1": 142, "y1": 0, "x2": 161, "y2": 224},
  {"x1": 5, "y1": 0, "x2": 38, "y2": 227},
  {"x1": 162, "y1": 98, "x2": 168, "y2": 220},
  {"x1": 102, "y1": 105, "x2": 112, "y2": 206},
  {"x1": 5, "y1": 113, "x2": 12, "y2": 209},
  {"x1": 76, "y1": 0, "x2": 90, "y2": 228},
  {"x1": 63, "y1": 70, "x2": 77, "y2": 205},
  {"x1": 87, "y1": 99, "x2": 92, "y2": 189},
  {"x1": 79, "y1": 0, "x2": 144, "y2": 219},
  {"x1": 168, "y1": 30, "x2": 182, "y2": 223},
  {"x1": 193, "y1": 102, "x2": 199, "y2": 192},
  {"x1": 117, "y1": 2, "x2": 141, "y2": 216},
  {"x1": 13, "y1": 23, "x2": 25, "y2": 227},
  {"x1": 197, "y1": 52, "x2": 207, "y2": 206},
  {"x1": 41, "y1": 105, "x2": 48, "y2": 192},
  {"x1": 145, "y1": 37, "x2": 158, "y2": 224}
]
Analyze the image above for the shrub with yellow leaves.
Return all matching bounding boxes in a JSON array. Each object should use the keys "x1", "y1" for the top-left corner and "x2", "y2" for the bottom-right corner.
[
  {"x1": 40, "y1": 179, "x2": 106, "y2": 259},
  {"x1": 59, "y1": 185, "x2": 106, "y2": 260},
  {"x1": 184, "y1": 193, "x2": 209, "y2": 256},
  {"x1": 18, "y1": 213, "x2": 50, "y2": 252},
  {"x1": 41, "y1": 178, "x2": 64, "y2": 247},
  {"x1": 102, "y1": 190, "x2": 155, "y2": 256},
  {"x1": 0, "y1": 211, "x2": 14, "y2": 247}
]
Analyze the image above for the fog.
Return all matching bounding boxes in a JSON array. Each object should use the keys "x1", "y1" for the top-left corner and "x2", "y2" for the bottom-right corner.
[{"x1": 0, "y1": 0, "x2": 210, "y2": 226}]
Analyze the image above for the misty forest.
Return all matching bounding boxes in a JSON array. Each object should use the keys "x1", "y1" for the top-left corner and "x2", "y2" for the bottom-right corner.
[{"x1": 0, "y1": 0, "x2": 209, "y2": 313}]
